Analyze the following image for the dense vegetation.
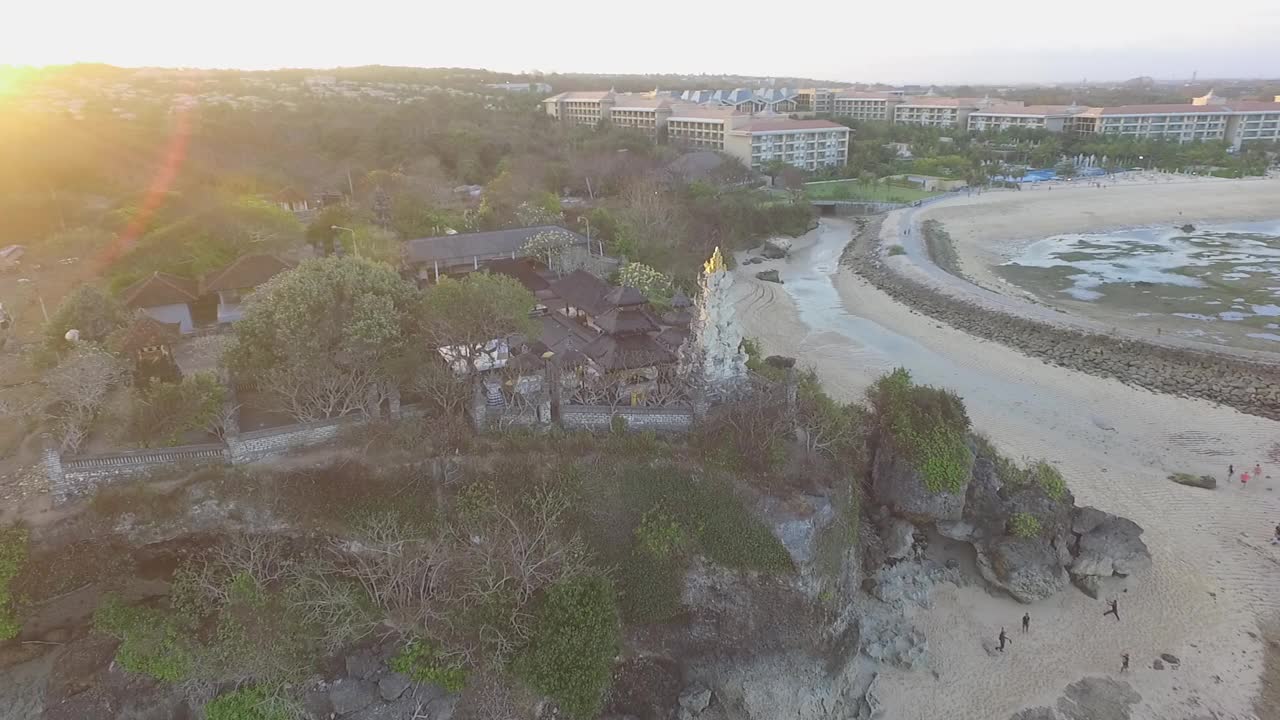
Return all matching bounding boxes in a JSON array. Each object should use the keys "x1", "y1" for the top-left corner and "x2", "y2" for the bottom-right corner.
[{"x1": 868, "y1": 367, "x2": 972, "y2": 493}]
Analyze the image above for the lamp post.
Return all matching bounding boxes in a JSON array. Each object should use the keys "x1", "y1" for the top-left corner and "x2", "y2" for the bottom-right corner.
[
  {"x1": 577, "y1": 216, "x2": 593, "y2": 256},
  {"x1": 331, "y1": 225, "x2": 358, "y2": 258}
]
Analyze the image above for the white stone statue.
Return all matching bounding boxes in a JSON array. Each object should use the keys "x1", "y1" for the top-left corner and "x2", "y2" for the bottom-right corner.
[{"x1": 679, "y1": 247, "x2": 749, "y2": 396}]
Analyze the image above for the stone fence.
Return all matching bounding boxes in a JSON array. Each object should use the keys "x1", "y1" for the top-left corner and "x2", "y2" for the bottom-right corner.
[
  {"x1": 43, "y1": 403, "x2": 431, "y2": 501},
  {"x1": 560, "y1": 405, "x2": 695, "y2": 433}
]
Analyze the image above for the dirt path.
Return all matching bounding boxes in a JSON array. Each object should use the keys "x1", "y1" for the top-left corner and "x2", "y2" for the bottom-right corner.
[{"x1": 734, "y1": 217, "x2": 1280, "y2": 720}]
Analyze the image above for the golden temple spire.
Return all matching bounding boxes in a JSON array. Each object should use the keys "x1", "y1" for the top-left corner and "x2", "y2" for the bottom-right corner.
[{"x1": 703, "y1": 247, "x2": 725, "y2": 276}]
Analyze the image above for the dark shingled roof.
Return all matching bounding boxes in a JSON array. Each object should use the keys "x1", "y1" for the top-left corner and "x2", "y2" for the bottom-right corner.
[
  {"x1": 119, "y1": 314, "x2": 181, "y2": 352},
  {"x1": 603, "y1": 285, "x2": 647, "y2": 308},
  {"x1": 121, "y1": 272, "x2": 199, "y2": 309},
  {"x1": 405, "y1": 225, "x2": 586, "y2": 266},
  {"x1": 661, "y1": 308, "x2": 692, "y2": 326},
  {"x1": 550, "y1": 269, "x2": 612, "y2": 316},
  {"x1": 486, "y1": 258, "x2": 551, "y2": 294},
  {"x1": 595, "y1": 306, "x2": 661, "y2": 335},
  {"x1": 583, "y1": 333, "x2": 676, "y2": 371},
  {"x1": 654, "y1": 326, "x2": 690, "y2": 352},
  {"x1": 202, "y1": 254, "x2": 293, "y2": 293}
]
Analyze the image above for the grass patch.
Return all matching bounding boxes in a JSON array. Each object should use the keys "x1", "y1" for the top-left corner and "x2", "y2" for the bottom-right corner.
[
  {"x1": 804, "y1": 179, "x2": 940, "y2": 203},
  {"x1": 0, "y1": 526, "x2": 29, "y2": 640},
  {"x1": 1010, "y1": 512, "x2": 1042, "y2": 538},
  {"x1": 868, "y1": 368, "x2": 972, "y2": 494},
  {"x1": 92, "y1": 595, "x2": 192, "y2": 683},
  {"x1": 887, "y1": 245, "x2": 906, "y2": 256},
  {"x1": 390, "y1": 638, "x2": 467, "y2": 692},
  {"x1": 204, "y1": 686, "x2": 298, "y2": 720}
]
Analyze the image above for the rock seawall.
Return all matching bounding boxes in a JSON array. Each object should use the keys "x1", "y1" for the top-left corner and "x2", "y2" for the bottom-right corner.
[{"x1": 843, "y1": 217, "x2": 1280, "y2": 421}]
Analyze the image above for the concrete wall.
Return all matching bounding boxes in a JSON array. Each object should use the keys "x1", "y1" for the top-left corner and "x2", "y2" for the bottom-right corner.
[
  {"x1": 53, "y1": 442, "x2": 228, "y2": 499},
  {"x1": 560, "y1": 405, "x2": 695, "y2": 433},
  {"x1": 226, "y1": 416, "x2": 357, "y2": 463}
]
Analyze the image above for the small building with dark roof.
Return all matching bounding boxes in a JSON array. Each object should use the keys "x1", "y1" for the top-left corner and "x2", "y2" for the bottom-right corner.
[
  {"x1": 404, "y1": 225, "x2": 588, "y2": 281},
  {"x1": 202, "y1": 254, "x2": 293, "y2": 324},
  {"x1": 120, "y1": 272, "x2": 200, "y2": 333},
  {"x1": 117, "y1": 313, "x2": 182, "y2": 382},
  {"x1": 550, "y1": 269, "x2": 613, "y2": 320}
]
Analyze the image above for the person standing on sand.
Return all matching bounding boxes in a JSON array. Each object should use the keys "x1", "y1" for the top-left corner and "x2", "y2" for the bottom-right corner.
[
  {"x1": 998, "y1": 628, "x2": 1010, "y2": 652},
  {"x1": 1255, "y1": 463, "x2": 1262, "y2": 479},
  {"x1": 1021, "y1": 613, "x2": 1030, "y2": 633},
  {"x1": 1229, "y1": 464, "x2": 1234, "y2": 481},
  {"x1": 1104, "y1": 599, "x2": 1119, "y2": 621},
  {"x1": 1121, "y1": 653, "x2": 1130, "y2": 673},
  {"x1": 1242, "y1": 471, "x2": 1250, "y2": 488}
]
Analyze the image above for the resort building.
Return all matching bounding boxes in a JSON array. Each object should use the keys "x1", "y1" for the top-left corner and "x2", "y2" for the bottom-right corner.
[
  {"x1": 797, "y1": 88, "x2": 834, "y2": 113},
  {"x1": 832, "y1": 91, "x2": 900, "y2": 122},
  {"x1": 968, "y1": 105, "x2": 1080, "y2": 133},
  {"x1": 1228, "y1": 102, "x2": 1280, "y2": 146},
  {"x1": 665, "y1": 105, "x2": 744, "y2": 150},
  {"x1": 893, "y1": 97, "x2": 984, "y2": 128},
  {"x1": 1072, "y1": 104, "x2": 1234, "y2": 143},
  {"x1": 723, "y1": 119, "x2": 850, "y2": 171},
  {"x1": 542, "y1": 90, "x2": 615, "y2": 127},
  {"x1": 607, "y1": 96, "x2": 676, "y2": 139}
]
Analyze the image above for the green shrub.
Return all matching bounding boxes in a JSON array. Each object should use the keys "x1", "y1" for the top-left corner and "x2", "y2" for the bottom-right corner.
[
  {"x1": 635, "y1": 508, "x2": 685, "y2": 559},
  {"x1": 1010, "y1": 513, "x2": 1042, "y2": 539},
  {"x1": 618, "y1": 548, "x2": 684, "y2": 624},
  {"x1": 1027, "y1": 461, "x2": 1067, "y2": 500},
  {"x1": 389, "y1": 638, "x2": 467, "y2": 692},
  {"x1": 514, "y1": 575, "x2": 620, "y2": 720},
  {"x1": 609, "y1": 414, "x2": 629, "y2": 435},
  {"x1": 887, "y1": 245, "x2": 906, "y2": 256},
  {"x1": 869, "y1": 368, "x2": 971, "y2": 493},
  {"x1": 92, "y1": 595, "x2": 191, "y2": 682},
  {"x1": 0, "y1": 526, "x2": 28, "y2": 640},
  {"x1": 204, "y1": 686, "x2": 295, "y2": 720},
  {"x1": 128, "y1": 372, "x2": 226, "y2": 446}
]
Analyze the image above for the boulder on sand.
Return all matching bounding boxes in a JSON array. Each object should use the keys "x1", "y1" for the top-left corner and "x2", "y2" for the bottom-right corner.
[
  {"x1": 975, "y1": 536, "x2": 1068, "y2": 603},
  {"x1": 1167, "y1": 473, "x2": 1216, "y2": 490},
  {"x1": 1070, "y1": 509, "x2": 1152, "y2": 578},
  {"x1": 761, "y1": 237, "x2": 792, "y2": 259},
  {"x1": 756, "y1": 270, "x2": 783, "y2": 284}
]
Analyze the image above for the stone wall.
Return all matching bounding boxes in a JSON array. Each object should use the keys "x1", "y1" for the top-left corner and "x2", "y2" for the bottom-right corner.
[
  {"x1": 226, "y1": 416, "x2": 358, "y2": 464},
  {"x1": 52, "y1": 442, "x2": 229, "y2": 499},
  {"x1": 845, "y1": 216, "x2": 1280, "y2": 420},
  {"x1": 560, "y1": 405, "x2": 695, "y2": 433}
]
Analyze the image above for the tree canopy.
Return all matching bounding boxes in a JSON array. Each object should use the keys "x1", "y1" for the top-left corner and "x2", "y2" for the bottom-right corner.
[{"x1": 226, "y1": 256, "x2": 419, "y2": 421}]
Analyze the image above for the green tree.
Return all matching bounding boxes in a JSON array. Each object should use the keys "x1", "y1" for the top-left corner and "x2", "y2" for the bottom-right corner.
[
  {"x1": 514, "y1": 575, "x2": 620, "y2": 720},
  {"x1": 417, "y1": 273, "x2": 537, "y2": 374},
  {"x1": 45, "y1": 285, "x2": 126, "y2": 350},
  {"x1": 0, "y1": 526, "x2": 28, "y2": 641},
  {"x1": 226, "y1": 257, "x2": 418, "y2": 422}
]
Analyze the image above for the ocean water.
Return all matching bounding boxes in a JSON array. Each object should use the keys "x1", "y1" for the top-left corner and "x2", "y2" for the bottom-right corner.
[{"x1": 998, "y1": 220, "x2": 1280, "y2": 344}]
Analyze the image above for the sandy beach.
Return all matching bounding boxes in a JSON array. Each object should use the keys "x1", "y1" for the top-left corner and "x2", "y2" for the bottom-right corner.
[
  {"x1": 734, "y1": 216, "x2": 1280, "y2": 720},
  {"x1": 913, "y1": 175, "x2": 1280, "y2": 352}
]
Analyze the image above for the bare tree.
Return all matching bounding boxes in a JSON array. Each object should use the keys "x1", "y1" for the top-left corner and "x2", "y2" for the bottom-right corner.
[{"x1": 42, "y1": 346, "x2": 130, "y2": 452}]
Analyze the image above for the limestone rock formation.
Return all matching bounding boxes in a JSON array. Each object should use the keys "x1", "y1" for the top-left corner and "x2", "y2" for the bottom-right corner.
[
  {"x1": 761, "y1": 237, "x2": 792, "y2": 259},
  {"x1": 1068, "y1": 508, "x2": 1152, "y2": 589},
  {"x1": 871, "y1": 443, "x2": 972, "y2": 523},
  {"x1": 882, "y1": 518, "x2": 917, "y2": 560},
  {"x1": 975, "y1": 536, "x2": 1068, "y2": 603},
  {"x1": 1055, "y1": 677, "x2": 1141, "y2": 720}
]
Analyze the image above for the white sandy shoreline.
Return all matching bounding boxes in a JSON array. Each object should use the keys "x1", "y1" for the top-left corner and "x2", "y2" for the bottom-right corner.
[{"x1": 733, "y1": 217, "x2": 1280, "y2": 720}]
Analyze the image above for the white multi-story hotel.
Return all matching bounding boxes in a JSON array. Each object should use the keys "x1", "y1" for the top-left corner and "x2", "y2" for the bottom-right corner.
[
  {"x1": 832, "y1": 91, "x2": 900, "y2": 121},
  {"x1": 797, "y1": 88, "x2": 834, "y2": 113},
  {"x1": 723, "y1": 119, "x2": 851, "y2": 172},
  {"x1": 665, "y1": 105, "x2": 744, "y2": 150},
  {"x1": 968, "y1": 105, "x2": 1080, "y2": 133},
  {"x1": 892, "y1": 97, "x2": 984, "y2": 128}
]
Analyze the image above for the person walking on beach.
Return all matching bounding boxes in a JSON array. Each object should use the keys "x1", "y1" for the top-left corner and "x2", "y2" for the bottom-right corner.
[
  {"x1": 1255, "y1": 463, "x2": 1263, "y2": 479},
  {"x1": 1021, "y1": 613, "x2": 1030, "y2": 633},
  {"x1": 998, "y1": 628, "x2": 1010, "y2": 652},
  {"x1": 1121, "y1": 653, "x2": 1130, "y2": 673},
  {"x1": 1229, "y1": 464, "x2": 1234, "y2": 481},
  {"x1": 1242, "y1": 471, "x2": 1250, "y2": 488},
  {"x1": 1104, "y1": 599, "x2": 1119, "y2": 621}
]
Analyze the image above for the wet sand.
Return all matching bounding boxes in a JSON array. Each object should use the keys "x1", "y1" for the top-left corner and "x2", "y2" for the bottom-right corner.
[
  {"x1": 734, "y1": 217, "x2": 1280, "y2": 720},
  {"x1": 918, "y1": 175, "x2": 1280, "y2": 351}
]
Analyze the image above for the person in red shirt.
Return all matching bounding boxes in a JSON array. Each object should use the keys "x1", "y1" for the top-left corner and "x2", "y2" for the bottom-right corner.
[{"x1": 1241, "y1": 471, "x2": 1250, "y2": 488}]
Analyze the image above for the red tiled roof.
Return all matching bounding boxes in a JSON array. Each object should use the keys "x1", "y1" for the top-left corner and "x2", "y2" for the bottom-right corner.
[
  {"x1": 119, "y1": 314, "x2": 181, "y2": 352},
  {"x1": 1097, "y1": 103, "x2": 1232, "y2": 115},
  {"x1": 731, "y1": 119, "x2": 849, "y2": 133},
  {"x1": 1227, "y1": 101, "x2": 1280, "y2": 112},
  {"x1": 121, "y1": 272, "x2": 199, "y2": 308},
  {"x1": 202, "y1": 254, "x2": 293, "y2": 293}
]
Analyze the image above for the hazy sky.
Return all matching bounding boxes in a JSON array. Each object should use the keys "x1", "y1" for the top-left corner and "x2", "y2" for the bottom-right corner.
[{"x1": 7, "y1": 0, "x2": 1280, "y2": 84}]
